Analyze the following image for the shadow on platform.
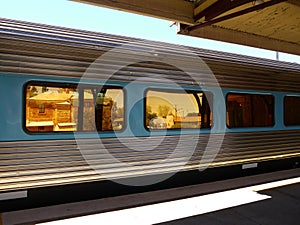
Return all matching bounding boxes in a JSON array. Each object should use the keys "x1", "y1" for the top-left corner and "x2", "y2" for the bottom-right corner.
[{"x1": 157, "y1": 183, "x2": 300, "y2": 225}]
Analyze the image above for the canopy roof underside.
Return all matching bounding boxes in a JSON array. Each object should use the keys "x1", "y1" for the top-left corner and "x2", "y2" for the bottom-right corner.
[{"x1": 73, "y1": 0, "x2": 300, "y2": 55}]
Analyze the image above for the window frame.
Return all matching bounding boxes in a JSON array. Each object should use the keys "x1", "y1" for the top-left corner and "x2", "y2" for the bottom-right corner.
[
  {"x1": 144, "y1": 88, "x2": 213, "y2": 130},
  {"x1": 24, "y1": 81, "x2": 125, "y2": 134}
]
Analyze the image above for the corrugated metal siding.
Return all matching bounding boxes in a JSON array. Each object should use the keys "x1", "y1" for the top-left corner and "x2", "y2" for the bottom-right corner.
[
  {"x1": 0, "y1": 130, "x2": 299, "y2": 192},
  {"x1": 1, "y1": 18, "x2": 300, "y2": 192},
  {"x1": 1, "y1": 18, "x2": 300, "y2": 92}
]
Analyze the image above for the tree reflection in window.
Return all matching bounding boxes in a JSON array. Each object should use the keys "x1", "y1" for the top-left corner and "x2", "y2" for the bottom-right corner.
[{"x1": 146, "y1": 90, "x2": 212, "y2": 130}]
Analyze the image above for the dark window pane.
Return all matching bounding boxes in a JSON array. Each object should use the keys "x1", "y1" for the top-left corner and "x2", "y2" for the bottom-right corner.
[
  {"x1": 226, "y1": 93, "x2": 274, "y2": 128},
  {"x1": 284, "y1": 96, "x2": 300, "y2": 126}
]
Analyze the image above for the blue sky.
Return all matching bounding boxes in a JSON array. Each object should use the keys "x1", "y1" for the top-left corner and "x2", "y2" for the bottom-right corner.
[{"x1": 1, "y1": 0, "x2": 299, "y2": 63}]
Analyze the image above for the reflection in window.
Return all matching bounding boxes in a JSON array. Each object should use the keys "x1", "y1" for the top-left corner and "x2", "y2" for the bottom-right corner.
[
  {"x1": 94, "y1": 89, "x2": 124, "y2": 131},
  {"x1": 146, "y1": 90, "x2": 212, "y2": 130},
  {"x1": 226, "y1": 93, "x2": 274, "y2": 128},
  {"x1": 39, "y1": 104, "x2": 45, "y2": 113},
  {"x1": 284, "y1": 96, "x2": 300, "y2": 126},
  {"x1": 25, "y1": 84, "x2": 124, "y2": 132}
]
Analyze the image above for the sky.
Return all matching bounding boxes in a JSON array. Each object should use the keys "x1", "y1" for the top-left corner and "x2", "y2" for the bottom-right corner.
[{"x1": 0, "y1": 0, "x2": 299, "y2": 64}]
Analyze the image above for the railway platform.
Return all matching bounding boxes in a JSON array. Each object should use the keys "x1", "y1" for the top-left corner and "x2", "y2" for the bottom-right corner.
[
  {"x1": 158, "y1": 181, "x2": 300, "y2": 225},
  {"x1": 1, "y1": 167, "x2": 300, "y2": 225}
]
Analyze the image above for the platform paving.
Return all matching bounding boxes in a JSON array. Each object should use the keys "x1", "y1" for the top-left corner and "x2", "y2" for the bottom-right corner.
[
  {"x1": 158, "y1": 183, "x2": 300, "y2": 225},
  {"x1": 1, "y1": 168, "x2": 300, "y2": 225}
]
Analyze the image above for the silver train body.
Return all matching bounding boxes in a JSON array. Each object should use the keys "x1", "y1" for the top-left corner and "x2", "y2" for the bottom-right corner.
[{"x1": 0, "y1": 18, "x2": 300, "y2": 210}]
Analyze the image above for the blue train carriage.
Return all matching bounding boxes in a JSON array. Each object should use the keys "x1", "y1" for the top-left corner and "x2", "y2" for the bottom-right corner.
[{"x1": 0, "y1": 18, "x2": 300, "y2": 211}]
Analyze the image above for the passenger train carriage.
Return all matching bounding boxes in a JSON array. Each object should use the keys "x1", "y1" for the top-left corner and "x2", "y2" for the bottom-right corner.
[{"x1": 0, "y1": 18, "x2": 300, "y2": 211}]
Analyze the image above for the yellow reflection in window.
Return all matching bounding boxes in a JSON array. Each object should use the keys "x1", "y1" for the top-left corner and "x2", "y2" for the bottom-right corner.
[
  {"x1": 94, "y1": 89, "x2": 124, "y2": 131},
  {"x1": 26, "y1": 85, "x2": 124, "y2": 132},
  {"x1": 26, "y1": 85, "x2": 77, "y2": 132},
  {"x1": 146, "y1": 90, "x2": 212, "y2": 129}
]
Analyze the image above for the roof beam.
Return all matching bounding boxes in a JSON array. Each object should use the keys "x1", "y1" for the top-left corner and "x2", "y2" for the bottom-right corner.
[
  {"x1": 73, "y1": 0, "x2": 195, "y2": 24},
  {"x1": 178, "y1": 23, "x2": 300, "y2": 56},
  {"x1": 194, "y1": 0, "x2": 253, "y2": 22},
  {"x1": 287, "y1": 0, "x2": 300, "y2": 7},
  {"x1": 189, "y1": 0, "x2": 287, "y2": 31},
  {"x1": 194, "y1": 0, "x2": 218, "y2": 21}
]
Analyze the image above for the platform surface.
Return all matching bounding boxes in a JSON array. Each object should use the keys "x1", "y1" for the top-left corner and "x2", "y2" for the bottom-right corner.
[
  {"x1": 2, "y1": 168, "x2": 300, "y2": 225},
  {"x1": 158, "y1": 182, "x2": 300, "y2": 225}
]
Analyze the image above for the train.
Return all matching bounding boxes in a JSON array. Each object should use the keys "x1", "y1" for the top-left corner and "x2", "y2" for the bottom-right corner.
[{"x1": 0, "y1": 17, "x2": 300, "y2": 211}]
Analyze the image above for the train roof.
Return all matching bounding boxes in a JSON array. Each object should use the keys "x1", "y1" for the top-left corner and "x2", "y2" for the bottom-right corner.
[
  {"x1": 1, "y1": 17, "x2": 300, "y2": 93},
  {"x1": 0, "y1": 17, "x2": 299, "y2": 72}
]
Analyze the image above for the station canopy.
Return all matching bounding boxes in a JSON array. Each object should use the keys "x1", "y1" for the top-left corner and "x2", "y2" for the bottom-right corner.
[{"x1": 73, "y1": 0, "x2": 300, "y2": 56}]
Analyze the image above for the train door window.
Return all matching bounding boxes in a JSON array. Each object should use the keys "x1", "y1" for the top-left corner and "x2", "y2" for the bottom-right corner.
[
  {"x1": 226, "y1": 93, "x2": 274, "y2": 128},
  {"x1": 25, "y1": 84, "x2": 124, "y2": 132},
  {"x1": 284, "y1": 96, "x2": 300, "y2": 126},
  {"x1": 145, "y1": 89, "x2": 212, "y2": 130}
]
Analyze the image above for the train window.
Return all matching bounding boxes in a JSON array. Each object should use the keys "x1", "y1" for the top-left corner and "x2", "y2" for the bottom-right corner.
[
  {"x1": 284, "y1": 96, "x2": 300, "y2": 126},
  {"x1": 226, "y1": 93, "x2": 274, "y2": 128},
  {"x1": 145, "y1": 90, "x2": 212, "y2": 129},
  {"x1": 25, "y1": 84, "x2": 124, "y2": 132}
]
